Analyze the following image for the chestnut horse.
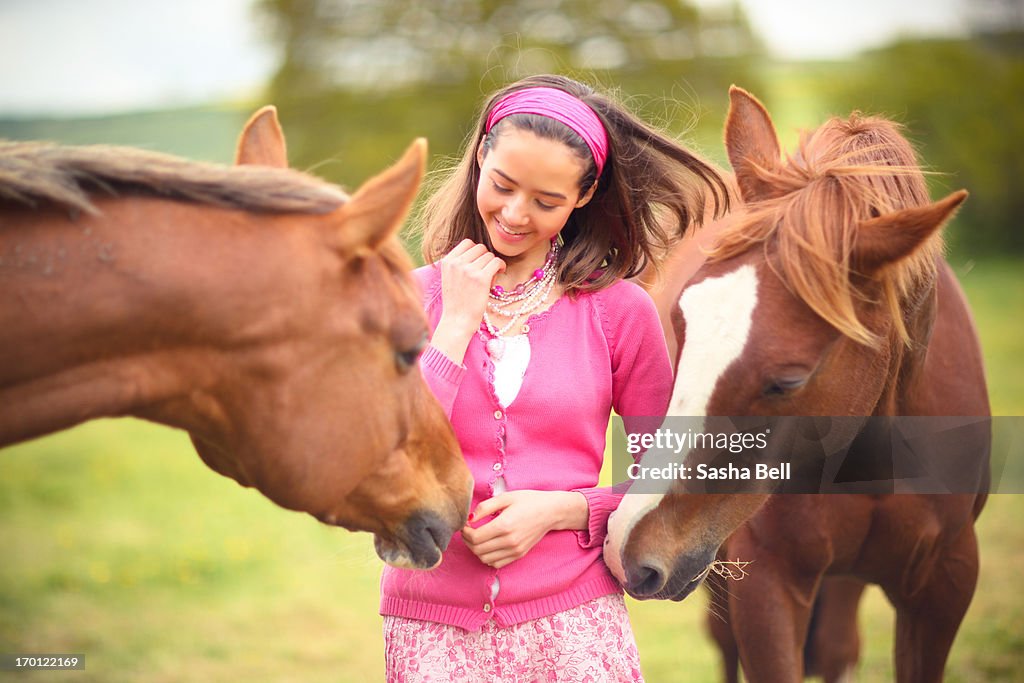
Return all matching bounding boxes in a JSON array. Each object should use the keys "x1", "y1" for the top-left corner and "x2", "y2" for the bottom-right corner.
[
  {"x1": 0, "y1": 108, "x2": 471, "y2": 569},
  {"x1": 606, "y1": 88, "x2": 988, "y2": 681}
]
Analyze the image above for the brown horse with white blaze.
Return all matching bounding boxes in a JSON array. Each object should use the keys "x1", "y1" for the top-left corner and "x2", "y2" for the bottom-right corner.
[
  {"x1": 605, "y1": 88, "x2": 989, "y2": 681},
  {"x1": 0, "y1": 108, "x2": 472, "y2": 569}
]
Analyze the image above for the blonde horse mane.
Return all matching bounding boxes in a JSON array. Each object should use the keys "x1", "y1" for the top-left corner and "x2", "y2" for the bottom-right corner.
[
  {"x1": 709, "y1": 113, "x2": 942, "y2": 347},
  {"x1": 0, "y1": 140, "x2": 348, "y2": 216}
]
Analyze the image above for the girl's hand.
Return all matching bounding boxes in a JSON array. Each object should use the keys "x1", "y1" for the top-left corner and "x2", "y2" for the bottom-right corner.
[
  {"x1": 461, "y1": 490, "x2": 588, "y2": 569},
  {"x1": 429, "y1": 240, "x2": 505, "y2": 365},
  {"x1": 439, "y1": 239, "x2": 505, "y2": 334}
]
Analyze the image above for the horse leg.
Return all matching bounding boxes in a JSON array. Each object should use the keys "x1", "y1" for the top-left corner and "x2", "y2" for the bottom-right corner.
[
  {"x1": 806, "y1": 577, "x2": 866, "y2": 683},
  {"x1": 727, "y1": 530, "x2": 823, "y2": 682},
  {"x1": 891, "y1": 524, "x2": 979, "y2": 683},
  {"x1": 704, "y1": 570, "x2": 740, "y2": 683}
]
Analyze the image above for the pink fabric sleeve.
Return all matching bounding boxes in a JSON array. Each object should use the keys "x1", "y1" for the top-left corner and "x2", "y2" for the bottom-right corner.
[
  {"x1": 419, "y1": 345, "x2": 465, "y2": 419},
  {"x1": 411, "y1": 265, "x2": 467, "y2": 419},
  {"x1": 574, "y1": 282, "x2": 673, "y2": 549},
  {"x1": 574, "y1": 482, "x2": 632, "y2": 549}
]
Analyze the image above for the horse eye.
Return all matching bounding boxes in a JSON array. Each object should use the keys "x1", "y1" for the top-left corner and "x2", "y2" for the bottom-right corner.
[
  {"x1": 762, "y1": 376, "x2": 808, "y2": 397},
  {"x1": 396, "y1": 334, "x2": 427, "y2": 374}
]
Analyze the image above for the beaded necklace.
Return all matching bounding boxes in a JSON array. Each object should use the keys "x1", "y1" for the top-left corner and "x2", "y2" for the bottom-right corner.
[{"x1": 482, "y1": 240, "x2": 559, "y2": 360}]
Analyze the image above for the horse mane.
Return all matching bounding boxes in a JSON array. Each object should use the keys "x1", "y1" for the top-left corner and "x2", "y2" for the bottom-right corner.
[
  {"x1": 0, "y1": 140, "x2": 348, "y2": 215},
  {"x1": 709, "y1": 113, "x2": 942, "y2": 347}
]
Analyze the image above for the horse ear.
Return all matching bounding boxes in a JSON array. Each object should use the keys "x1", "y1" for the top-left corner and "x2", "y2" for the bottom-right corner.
[
  {"x1": 853, "y1": 190, "x2": 967, "y2": 274},
  {"x1": 236, "y1": 106, "x2": 288, "y2": 168},
  {"x1": 725, "y1": 86, "x2": 782, "y2": 203},
  {"x1": 335, "y1": 138, "x2": 426, "y2": 253}
]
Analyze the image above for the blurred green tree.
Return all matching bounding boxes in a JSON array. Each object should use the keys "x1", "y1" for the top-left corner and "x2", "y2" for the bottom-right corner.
[
  {"x1": 255, "y1": 0, "x2": 764, "y2": 192},
  {"x1": 826, "y1": 25, "x2": 1024, "y2": 255}
]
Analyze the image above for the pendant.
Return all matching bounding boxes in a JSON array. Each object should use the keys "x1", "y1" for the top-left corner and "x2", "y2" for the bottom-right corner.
[{"x1": 485, "y1": 337, "x2": 505, "y2": 360}]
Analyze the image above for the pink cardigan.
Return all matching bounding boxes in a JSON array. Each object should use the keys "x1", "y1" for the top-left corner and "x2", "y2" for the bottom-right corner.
[{"x1": 379, "y1": 265, "x2": 672, "y2": 631}]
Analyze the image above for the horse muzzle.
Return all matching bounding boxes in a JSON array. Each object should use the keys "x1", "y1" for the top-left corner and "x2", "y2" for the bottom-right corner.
[
  {"x1": 622, "y1": 548, "x2": 717, "y2": 602},
  {"x1": 372, "y1": 509, "x2": 461, "y2": 570}
]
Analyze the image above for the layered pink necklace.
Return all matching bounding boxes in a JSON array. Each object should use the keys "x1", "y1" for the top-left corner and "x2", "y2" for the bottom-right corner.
[{"x1": 482, "y1": 240, "x2": 560, "y2": 360}]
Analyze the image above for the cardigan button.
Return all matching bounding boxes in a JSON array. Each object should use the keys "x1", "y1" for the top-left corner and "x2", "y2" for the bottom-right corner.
[
  {"x1": 493, "y1": 410, "x2": 503, "y2": 420},
  {"x1": 483, "y1": 604, "x2": 492, "y2": 612},
  {"x1": 492, "y1": 462, "x2": 502, "y2": 471}
]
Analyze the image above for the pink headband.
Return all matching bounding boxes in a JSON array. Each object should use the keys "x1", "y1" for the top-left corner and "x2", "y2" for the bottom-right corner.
[{"x1": 485, "y1": 86, "x2": 609, "y2": 178}]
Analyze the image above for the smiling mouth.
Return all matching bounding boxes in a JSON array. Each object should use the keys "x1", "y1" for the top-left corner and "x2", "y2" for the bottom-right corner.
[{"x1": 496, "y1": 218, "x2": 527, "y2": 237}]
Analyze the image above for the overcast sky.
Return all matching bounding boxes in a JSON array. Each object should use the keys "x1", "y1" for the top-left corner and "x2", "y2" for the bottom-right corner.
[
  {"x1": 0, "y1": 0, "x2": 969, "y2": 117},
  {"x1": 720, "y1": 0, "x2": 967, "y2": 58}
]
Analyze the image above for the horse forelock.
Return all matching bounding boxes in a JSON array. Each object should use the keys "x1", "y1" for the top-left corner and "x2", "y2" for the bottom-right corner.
[
  {"x1": 709, "y1": 113, "x2": 943, "y2": 348},
  {"x1": 0, "y1": 140, "x2": 348, "y2": 215}
]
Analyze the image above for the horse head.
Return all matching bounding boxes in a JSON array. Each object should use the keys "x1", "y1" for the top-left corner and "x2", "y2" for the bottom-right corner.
[
  {"x1": 605, "y1": 87, "x2": 967, "y2": 600},
  {"x1": 146, "y1": 108, "x2": 472, "y2": 568}
]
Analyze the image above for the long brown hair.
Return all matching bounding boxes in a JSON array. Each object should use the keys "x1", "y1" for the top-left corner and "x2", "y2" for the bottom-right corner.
[{"x1": 417, "y1": 74, "x2": 730, "y2": 294}]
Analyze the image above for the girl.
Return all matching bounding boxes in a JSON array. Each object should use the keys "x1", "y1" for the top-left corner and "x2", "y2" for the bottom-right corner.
[{"x1": 381, "y1": 74, "x2": 729, "y2": 682}]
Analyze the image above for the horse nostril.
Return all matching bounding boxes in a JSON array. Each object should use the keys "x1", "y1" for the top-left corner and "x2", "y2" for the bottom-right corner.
[
  {"x1": 404, "y1": 510, "x2": 455, "y2": 567},
  {"x1": 422, "y1": 516, "x2": 450, "y2": 553},
  {"x1": 629, "y1": 563, "x2": 667, "y2": 597}
]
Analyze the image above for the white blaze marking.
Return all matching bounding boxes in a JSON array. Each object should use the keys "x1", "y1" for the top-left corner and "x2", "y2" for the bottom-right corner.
[
  {"x1": 605, "y1": 265, "x2": 759, "y2": 583},
  {"x1": 669, "y1": 264, "x2": 760, "y2": 417}
]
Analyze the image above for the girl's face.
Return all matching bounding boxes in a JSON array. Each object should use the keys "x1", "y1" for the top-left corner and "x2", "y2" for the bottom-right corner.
[{"x1": 476, "y1": 127, "x2": 595, "y2": 265}]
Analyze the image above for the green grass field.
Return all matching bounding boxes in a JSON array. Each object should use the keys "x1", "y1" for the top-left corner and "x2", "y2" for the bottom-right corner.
[{"x1": 1, "y1": 259, "x2": 1021, "y2": 682}]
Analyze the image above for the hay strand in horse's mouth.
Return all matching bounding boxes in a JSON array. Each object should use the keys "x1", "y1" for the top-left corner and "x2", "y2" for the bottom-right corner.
[{"x1": 709, "y1": 559, "x2": 752, "y2": 581}]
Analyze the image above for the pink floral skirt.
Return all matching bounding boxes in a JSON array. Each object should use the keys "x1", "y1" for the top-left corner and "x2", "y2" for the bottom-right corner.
[{"x1": 382, "y1": 593, "x2": 644, "y2": 682}]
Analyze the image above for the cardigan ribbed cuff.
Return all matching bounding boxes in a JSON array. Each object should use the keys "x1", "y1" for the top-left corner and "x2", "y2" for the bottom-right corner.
[
  {"x1": 572, "y1": 485, "x2": 624, "y2": 549},
  {"x1": 421, "y1": 344, "x2": 465, "y2": 384}
]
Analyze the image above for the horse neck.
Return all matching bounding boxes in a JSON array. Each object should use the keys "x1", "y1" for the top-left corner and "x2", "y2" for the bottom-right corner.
[{"x1": 0, "y1": 199, "x2": 309, "y2": 446}]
